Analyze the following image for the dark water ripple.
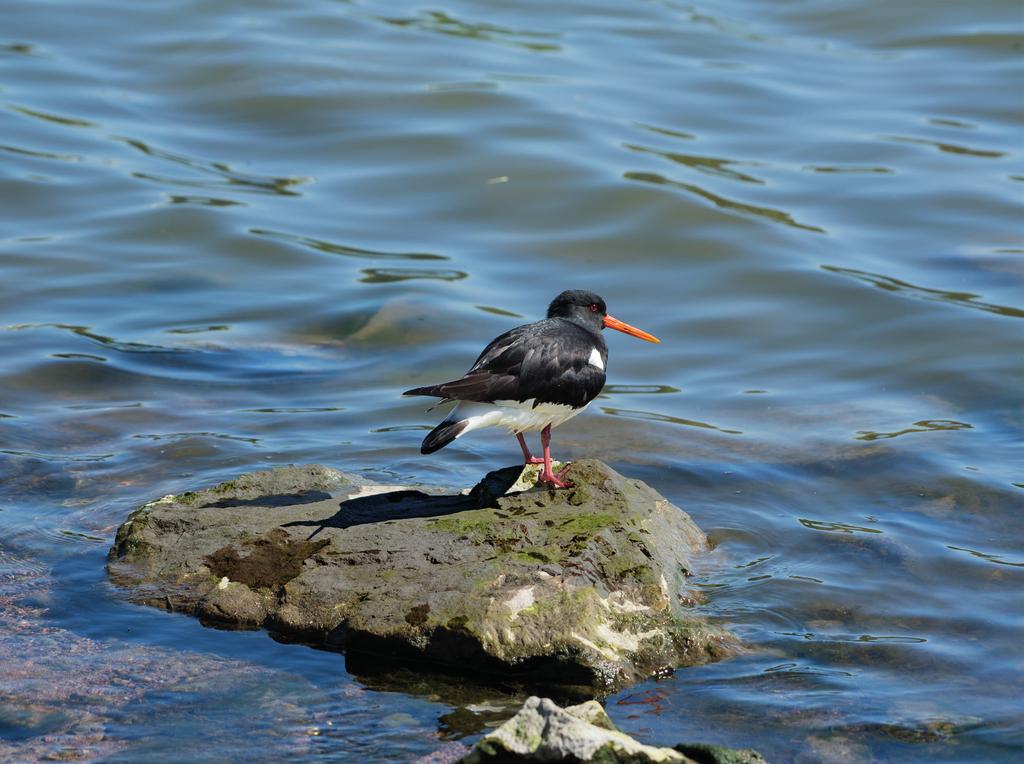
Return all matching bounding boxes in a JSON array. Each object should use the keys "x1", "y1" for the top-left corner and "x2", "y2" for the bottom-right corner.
[
  {"x1": 823, "y1": 265, "x2": 1024, "y2": 319},
  {"x1": 1, "y1": 0, "x2": 1023, "y2": 761}
]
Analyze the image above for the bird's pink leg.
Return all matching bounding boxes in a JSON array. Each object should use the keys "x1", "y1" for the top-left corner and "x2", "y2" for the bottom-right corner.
[
  {"x1": 538, "y1": 425, "x2": 573, "y2": 488},
  {"x1": 517, "y1": 432, "x2": 544, "y2": 464}
]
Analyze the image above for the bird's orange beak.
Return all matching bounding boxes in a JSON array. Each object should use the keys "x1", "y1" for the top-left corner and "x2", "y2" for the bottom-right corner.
[{"x1": 603, "y1": 314, "x2": 660, "y2": 344}]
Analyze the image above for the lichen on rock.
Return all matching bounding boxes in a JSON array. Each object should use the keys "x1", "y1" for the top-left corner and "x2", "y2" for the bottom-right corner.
[{"x1": 107, "y1": 460, "x2": 737, "y2": 695}]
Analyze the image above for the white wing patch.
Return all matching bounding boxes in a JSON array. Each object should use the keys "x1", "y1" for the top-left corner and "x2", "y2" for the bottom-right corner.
[{"x1": 588, "y1": 347, "x2": 604, "y2": 370}]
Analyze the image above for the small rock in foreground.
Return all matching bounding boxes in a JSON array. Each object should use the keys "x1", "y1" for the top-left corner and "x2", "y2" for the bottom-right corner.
[
  {"x1": 108, "y1": 460, "x2": 736, "y2": 695},
  {"x1": 460, "y1": 696, "x2": 766, "y2": 763}
]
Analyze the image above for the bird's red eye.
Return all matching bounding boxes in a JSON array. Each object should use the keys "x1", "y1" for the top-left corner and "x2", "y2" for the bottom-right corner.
[{"x1": 589, "y1": 303, "x2": 599, "y2": 313}]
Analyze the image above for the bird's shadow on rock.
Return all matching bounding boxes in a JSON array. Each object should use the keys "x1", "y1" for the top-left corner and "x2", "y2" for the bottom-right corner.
[
  {"x1": 198, "y1": 490, "x2": 332, "y2": 509},
  {"x1": 280, "y1": 466, "x2": 528, "y2": 540}
]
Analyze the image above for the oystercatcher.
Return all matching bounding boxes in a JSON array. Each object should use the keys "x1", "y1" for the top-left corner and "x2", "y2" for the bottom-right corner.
[{"x1": 404, "y1": 290, "x2": 660, "y2": 488}]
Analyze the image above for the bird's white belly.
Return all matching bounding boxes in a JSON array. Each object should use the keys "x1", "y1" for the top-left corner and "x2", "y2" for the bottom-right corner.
[{"x1": 451, "y1": 399, "x2": 587, "y2": 437}]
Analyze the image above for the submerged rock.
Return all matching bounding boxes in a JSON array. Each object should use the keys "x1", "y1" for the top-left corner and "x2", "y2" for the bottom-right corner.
[
  {"x1": 460, "y1": 696, "x2": 767, "y2": 763},
  {"x1": 108, "y1": 460, "x2": 736, "y2": 695}
]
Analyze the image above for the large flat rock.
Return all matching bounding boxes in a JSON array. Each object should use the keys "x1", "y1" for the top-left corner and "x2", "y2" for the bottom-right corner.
[{"x1": 108, "y1": 460, "x2": 736, "y2": 695}]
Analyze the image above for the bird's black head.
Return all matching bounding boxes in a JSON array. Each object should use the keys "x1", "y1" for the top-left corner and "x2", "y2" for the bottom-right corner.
[
  {"x1": 546, "y1": 289, "x2": 661, "y2": 344},
  {"x1": 547, "y1": 290, "x2": 607, "y2": 332}
]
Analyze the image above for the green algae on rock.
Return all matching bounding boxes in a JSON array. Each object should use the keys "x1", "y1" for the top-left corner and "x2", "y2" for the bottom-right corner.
[
  {"x1": 108, "y1": 460, "x2": 736, "y2": 695},
  {"x1": 459, "y1": 696, "x2": 767, "y2": 763}
]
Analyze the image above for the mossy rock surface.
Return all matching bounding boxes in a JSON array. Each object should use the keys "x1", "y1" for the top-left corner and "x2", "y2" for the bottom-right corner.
[
  {"x1": 459, "y1": 696, "x2": 767, "y2": 763},
  {"x1": 108, "y1": 460, "x2": 736, "y2": 695}
]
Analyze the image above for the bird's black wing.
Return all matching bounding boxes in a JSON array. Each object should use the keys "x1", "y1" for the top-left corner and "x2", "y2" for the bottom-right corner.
[{"x1": 404, "y1": 319, "x2": 606, "y2": 408}]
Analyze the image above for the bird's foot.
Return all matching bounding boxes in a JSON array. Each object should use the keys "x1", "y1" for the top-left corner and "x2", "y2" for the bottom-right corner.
[
  {"x1": 539, "y1": 472, "x2": 574, "y2": 489},
  {"x1": 523, "y1": 456, "x2": 545, "y2": 465},
  {"x1": 538, "y1": 464, "x2": 574, "y2": 489}
]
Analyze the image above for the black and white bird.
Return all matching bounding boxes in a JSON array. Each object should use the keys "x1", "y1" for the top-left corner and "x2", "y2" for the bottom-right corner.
[{"x1": 404, "y1": 290, "x2": 660, "y2": 488}]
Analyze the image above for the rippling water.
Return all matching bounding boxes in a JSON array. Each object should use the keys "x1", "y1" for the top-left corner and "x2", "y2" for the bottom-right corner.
[{"x1": 2, "y1": 0, "x2": 1022, "y2": 761}]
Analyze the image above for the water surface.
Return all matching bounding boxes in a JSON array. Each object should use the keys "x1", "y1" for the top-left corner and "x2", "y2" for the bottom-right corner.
[{"x1": 1, "y1": 0, "x2": 1022, "y2": 761}]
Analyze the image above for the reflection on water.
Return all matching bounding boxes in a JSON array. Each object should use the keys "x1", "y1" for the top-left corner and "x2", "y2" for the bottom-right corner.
[
  {"x1": 603, "y1": 384, "x2": 681, "y2": 395},
  {"x1": 5, "y1": 324, "x2": 185, "y2": 354},
  {"x1": 623, "y1": 143, "x2": 766, "y2": 184},
  {"x1": 1, "y1": 0, "x2": 1022, "y2": 759},
  {"x1": 0, "y1": 143, "x2": 82, "y2": 162},
  {"x1": 634, "y1": 123, "x2": 697, "y2": 142},
  {"x1": 116, "y1": 136, "x2": 309, "y2": 196},
  {"x1": 64, "y1": 402, "x2": 144, "y2": 411},
  {"x1": 166, "y1": 325, "x2": 230, "y2": 334},
  {"x1": 51, "y1": 352, "x2": 107, "y2": 362},
  {"x1": 57, "y1": 529, "x2": 106, "y2": 544},
  {"x1": 885, "y1": 135, "x2": 1006, "y2": 159},
  {"x1": 856, "y1": 419, "x2": 974, "y2": 441},
  {"x1": 239, "y1": 407, "x2": 344, "y2": 414},
  {"x1": 360, "y1": 267, "x2": 468, "y2": 283},
  {"x1": 601, "y1": 406, "x2": 743, "y2": 435},
  {"x1": 823, "y1": 265, "x2": 1024, "y2": 318},
  {"x1": 167, "y1": 194, "x2": 246, "y2": 207},
  {"x1": 798, "y1": 518, "x2": 883, "y2": 534},
  {"x1": 0, "y1": 450, "x2": 115, "y2": 462},
  {"x1": 475, "y1": 305, "x2": 523, "y2": 318},
  {"x1": 379, "y1": 10, "x2": 562, "y2": 52},
  {"x1": 132, "y1": 432, "x2": 262, "y2": 445},
  {"x1": 803, "y1": 164, "x2": 894, "y2": 174},
  {"x1": 10, "y1": 104, "x2": 97, "y2": 128},
  {"x1": 624, "y1": 171, "x2": 825, "y2": 233},
  {"x1": 946, "y1": 546, "x2": 1024, "y2": 568},
  {"x1": 370, "y1": 424, "x2": 433, "y2": 433},
  {"x1": 250, "y1": 228, "x2": 447, "y2": 261},
  {"x1": 2, "y1": 42, "x2": 36, "y2": 54}
]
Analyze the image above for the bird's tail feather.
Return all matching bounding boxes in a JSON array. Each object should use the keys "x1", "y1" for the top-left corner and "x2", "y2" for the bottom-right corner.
[
  {"x1": 404, "y1": 385, "x2": 443, "y2": 397},
  {"x1": 420, "y1": 418, "x2": 468, "y2": 454}
]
